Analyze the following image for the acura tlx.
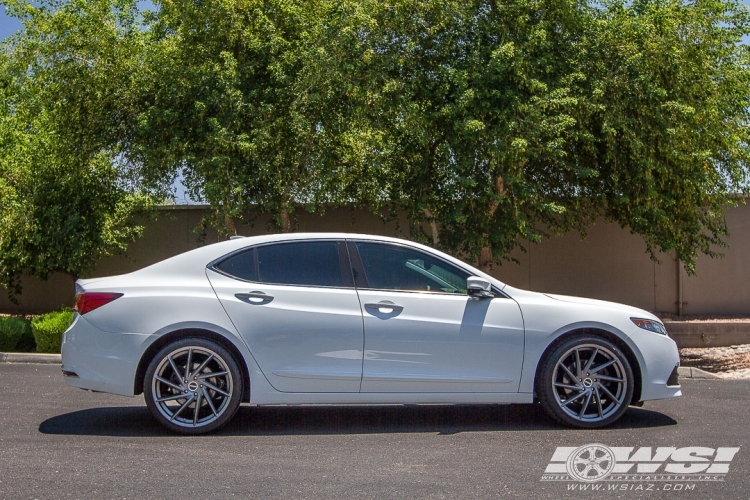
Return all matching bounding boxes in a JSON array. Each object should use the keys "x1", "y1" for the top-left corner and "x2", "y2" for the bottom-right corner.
[{"x1": 62, "y1": 233, "x2": 681, "y2": 434}]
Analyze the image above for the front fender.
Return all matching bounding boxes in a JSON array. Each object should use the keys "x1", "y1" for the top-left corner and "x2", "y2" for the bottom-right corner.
[{"x1": 518, "y1": 321, "x2": 647, "y2": 396}]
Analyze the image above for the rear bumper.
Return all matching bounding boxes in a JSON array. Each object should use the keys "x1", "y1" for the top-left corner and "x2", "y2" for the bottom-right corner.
[{"x1": 61, "y1": 314, "x2": 150, "y2": 397}]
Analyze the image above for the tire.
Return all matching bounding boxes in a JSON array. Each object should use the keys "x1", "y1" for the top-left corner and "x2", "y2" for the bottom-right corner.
[
  {"x1": 537, "y1": 336, "x2": 634, "y2": 428},
  {"x1": 144, "y1": 337, "x2": 243, "y2": 435}
]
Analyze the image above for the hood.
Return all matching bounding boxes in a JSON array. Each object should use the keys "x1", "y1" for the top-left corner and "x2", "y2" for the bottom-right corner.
[{"x1": 544, "y1": 293, "x2": 660, "y2": 322}]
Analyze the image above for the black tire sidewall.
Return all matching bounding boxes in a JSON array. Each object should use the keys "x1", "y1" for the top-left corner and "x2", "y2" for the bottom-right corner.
[
  {"x1": 537, "y1": 335, "x2": 634, "y2": 428},
  {"x1": 144, "y1": 337, "x2": 243, "y2": 435}
]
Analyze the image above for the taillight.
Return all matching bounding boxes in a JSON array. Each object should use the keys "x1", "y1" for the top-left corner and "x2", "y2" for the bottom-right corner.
[{"x1": 75, "y1": 292, "x2": 123, "y2": 315}]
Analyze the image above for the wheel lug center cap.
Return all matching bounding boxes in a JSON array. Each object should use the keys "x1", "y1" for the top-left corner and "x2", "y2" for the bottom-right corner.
[
  {"x1": 187, "y1": 381, "x2": 199, "y2": 392},
  {"x1": 582, "y1": 378, "x2": 594, "y2": 388}
]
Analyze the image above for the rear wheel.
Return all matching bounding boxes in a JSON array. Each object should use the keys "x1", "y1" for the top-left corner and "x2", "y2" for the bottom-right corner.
[
  {"x1": 537, "y1": 336, "x2": 634, "y2": 428},
  {"x1": 144, "y1": 338, "x2": 243, "y2": 434}
]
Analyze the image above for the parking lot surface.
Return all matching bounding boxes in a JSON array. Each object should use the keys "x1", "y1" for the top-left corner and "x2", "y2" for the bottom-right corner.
[{"x1": 0, "y1": 363, "x2": 747, "y2": 499}]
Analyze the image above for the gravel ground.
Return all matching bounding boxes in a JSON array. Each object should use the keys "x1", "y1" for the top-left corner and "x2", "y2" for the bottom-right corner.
[
  {"x1": 680, "y1": 344, "x2": 750, "y2": 379},
  {"x1": 661, "y1": 313, "x2": 750, "y2": 322},
  {"x1": 657, "y1": 314, "x2": 750, "y2": 379}
]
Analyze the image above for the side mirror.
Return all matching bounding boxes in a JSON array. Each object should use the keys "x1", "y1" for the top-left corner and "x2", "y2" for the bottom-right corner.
[{"x1": 467, "y1": 276, "x2": 494, "y2": 298}]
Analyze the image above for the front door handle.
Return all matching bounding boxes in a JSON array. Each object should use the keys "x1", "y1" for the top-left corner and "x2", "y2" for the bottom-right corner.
[
  {"x1": 235, "y1": 291, "x2": 274, "y2": 304},
  {"x1": 364, "y1": 301, "x2": 403, "y2": 314}
]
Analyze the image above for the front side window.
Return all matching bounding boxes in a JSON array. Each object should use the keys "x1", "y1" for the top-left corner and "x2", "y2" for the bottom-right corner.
[
  {"x1": 355, "y1": 242, "x2": 469, "y2": 293},
  {"x1": 214, "y1": 241, "x2": 343, "y2": 287}
]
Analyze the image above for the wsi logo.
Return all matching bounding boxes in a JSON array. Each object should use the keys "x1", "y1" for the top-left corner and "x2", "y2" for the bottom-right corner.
[{"x1": 541, "y1": 444, "x2": 740, "y2": 483}]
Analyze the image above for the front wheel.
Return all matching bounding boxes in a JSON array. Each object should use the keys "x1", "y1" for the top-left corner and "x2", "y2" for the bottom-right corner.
[
  {"x1": 537, "y1": 336, "x2": 634, "y2": 428},
  {"x1": 144, "y1": 338, "x2": 243, "y2": 434}
]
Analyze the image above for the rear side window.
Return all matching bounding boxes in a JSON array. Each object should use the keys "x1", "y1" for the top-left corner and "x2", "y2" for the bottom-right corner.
[
  {"x1": 215, "y1": 242, "x2": 343, "y2": 287},
  {"x1": 258, "y1": 241, "x2": 342, "y2": 287}
]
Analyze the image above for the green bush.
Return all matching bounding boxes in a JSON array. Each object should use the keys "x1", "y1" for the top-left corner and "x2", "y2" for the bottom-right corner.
[
  {"x1": 31, "y1": 309, "x2": 74, "y2": 354},
  {"x1": 0, "y1": 316, "x2": 35, "y2": 352}
]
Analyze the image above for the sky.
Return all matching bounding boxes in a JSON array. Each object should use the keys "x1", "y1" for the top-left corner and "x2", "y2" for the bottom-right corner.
[
  {"x1": 0, "y1": 5, "x2": 21, "y2": 39},
  {"x1": 1, "y1": 1, "x2": 156, "y2": 38},
  {"x1": 4, "y1": 1, "x2": 750, "y2": 39}
]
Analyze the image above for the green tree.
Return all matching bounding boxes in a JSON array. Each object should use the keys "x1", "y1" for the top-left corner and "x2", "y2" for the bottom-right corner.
[
  {"x1": 357, "y1": 0, "x2": 588, "y2": 269},
  {"x1": 0, "y1": 0, "x2": 155, "y2": 297},
  {"x1": 359, "y1": 0, "x2": 749, "y2": 272},
  {"x1": 3, "y1": 0, "x2": 747, "y2": 290},
  {"x1": 574, "y1": 0, "x2": 750, "y2": 273},
  {"x1": 137, "y1": 0, "x2": 378, "y2": 234}
]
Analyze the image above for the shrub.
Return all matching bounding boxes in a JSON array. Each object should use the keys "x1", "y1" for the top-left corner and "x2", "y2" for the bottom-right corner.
[
  {"x1": 0, "y1": 316, "x2": 35, "y2": 352},
  {"x1": 31, "y1": 309, "x2": 74, "y2": 354}
]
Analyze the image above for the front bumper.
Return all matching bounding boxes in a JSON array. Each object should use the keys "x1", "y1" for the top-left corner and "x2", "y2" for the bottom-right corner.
[
  {"x1": 61, "y1": 314, "x2": 151, "y2": 397},
  {"x1": 667, "y1": 365, "x2": 680, "y2": 387},
  {"x1": 630, "y1": 326, "x2": 682, "y2": 401}
]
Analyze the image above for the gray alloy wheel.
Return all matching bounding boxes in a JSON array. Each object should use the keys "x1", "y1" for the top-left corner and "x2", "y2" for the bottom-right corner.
[
  {"x1": 537, "y1": 336, "x2": 634, "y2": 428},
  {"x1": 144, "y1": 338, "x2": 243, "y2": 435}
]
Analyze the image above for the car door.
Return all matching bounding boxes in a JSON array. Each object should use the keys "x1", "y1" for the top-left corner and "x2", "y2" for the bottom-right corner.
[
  {"x1": 351, "y1": 240, "x2": 525, "y2": 393},
  {"x1": 206, "y1": 240, "x2": 364, "y2": 393}
]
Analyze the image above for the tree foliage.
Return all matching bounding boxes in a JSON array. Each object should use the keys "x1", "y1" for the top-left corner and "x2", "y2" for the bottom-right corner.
[
  {"x1": 135, "y1": 0, "x2": 379, "y2": 233},
  {"x1": 0, "y1": 0, "x2": 155, "y2": 296},
  {"x1": 575, "y1": 0, "x2": 750, "y2": 272},
  {"x1": 356, "y1": 0, "x2": 594, "y2": 268},
  {"x1": 355, "y1": 0, "x2": 750, "y2": 272}
]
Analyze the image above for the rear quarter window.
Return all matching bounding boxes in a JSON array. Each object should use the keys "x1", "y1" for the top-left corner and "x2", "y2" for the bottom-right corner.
[{"x1": 214, "y1": 248, "x2": 258, "y2": 281}]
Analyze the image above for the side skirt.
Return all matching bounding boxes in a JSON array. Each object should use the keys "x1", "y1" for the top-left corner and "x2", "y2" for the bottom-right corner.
[{"x1": 248, "y1": 392, "x2": 534, "y2": 406}]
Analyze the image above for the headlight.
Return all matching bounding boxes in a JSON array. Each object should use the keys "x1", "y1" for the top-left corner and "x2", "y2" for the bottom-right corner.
[{"x1": 631, "y1": 318, "x2": 668, "y2": 336}]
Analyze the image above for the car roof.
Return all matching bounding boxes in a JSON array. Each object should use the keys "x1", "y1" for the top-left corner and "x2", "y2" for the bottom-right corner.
[
  {"x1": 148, "y1": 232, "x2": 447, "y2": 272},
  {"x1": 81, "y1": 233, "x2": 507, "y2": 290}
]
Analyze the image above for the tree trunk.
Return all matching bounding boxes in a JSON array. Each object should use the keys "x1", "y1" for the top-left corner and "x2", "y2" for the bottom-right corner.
[
  {"x1": 478, "y1": 246, "x2": 493, "y2": 272},
  {"x1": 423, "y1": 208, "x2": 439, "y2": 246},
  {"x1": 224, "y1": 215, "x2": 237, "y2": 237},
  {"x1": 478, "y1": 176, "x2": 507, "y2": 272},
  {"x1": 280, "y1": 207, "x2": 292, "y2": 233}
]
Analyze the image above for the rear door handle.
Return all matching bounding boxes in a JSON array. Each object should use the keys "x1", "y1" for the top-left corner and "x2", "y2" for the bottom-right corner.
[
  {"x1": 364, "y1": 301, "x2": 403, "y2": 314},
  {"x1": 235, "y1": 291, "x2": 274, "y2": 304}
]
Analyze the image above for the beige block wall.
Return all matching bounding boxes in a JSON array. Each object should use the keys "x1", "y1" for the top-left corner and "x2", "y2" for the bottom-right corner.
[
  {"x1": 92, "y1": 206, "x2": 221, "y2": 277},
  {"x1": 493, "y1": 223, "x2": 666, "y2": 312},
  {"x1": 680, "y1": 205, "x2": 750, "y2": 315},
  {"x1": 0, "y1": 272, "x2": 76, "y2": 315},
  {"x1": 2, "y1": 203, "x2": 748, "y2": 316},
  {"x1": 493, "y1": 222, "x2": 677, "y2": 312}
]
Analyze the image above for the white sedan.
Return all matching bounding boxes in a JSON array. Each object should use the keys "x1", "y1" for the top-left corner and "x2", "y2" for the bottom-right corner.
[{"x1": 62, "y1": 233, "x2": 681, "y2": 434}]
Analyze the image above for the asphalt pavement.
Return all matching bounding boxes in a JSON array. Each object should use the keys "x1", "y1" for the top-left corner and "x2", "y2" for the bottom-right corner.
[{"x1": 0, "y1": 363, "x2": 747, "y2": 499}]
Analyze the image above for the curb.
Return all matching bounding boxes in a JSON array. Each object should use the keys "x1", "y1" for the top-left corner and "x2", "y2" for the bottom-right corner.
[
  {"x1": 665, "y1": 321, "x2": 750, "y2": 349},
  {"x1": 0, "y1": 352, "x2": 61, "y2": 364},
  {"x1": 677, "y1": 366, "x2": 722, "y2": 380}
]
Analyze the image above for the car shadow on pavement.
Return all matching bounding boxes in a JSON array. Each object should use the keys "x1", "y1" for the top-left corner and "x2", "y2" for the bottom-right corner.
[{"x1": 39, "y1": 403, "x2": 676, "y2": 437}]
